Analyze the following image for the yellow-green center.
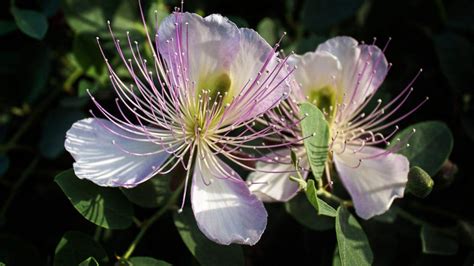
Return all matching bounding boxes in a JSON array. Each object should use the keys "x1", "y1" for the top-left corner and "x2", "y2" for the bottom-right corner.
[{"x1": 308, "y1": 85, "x2": 337, "y2": 121}]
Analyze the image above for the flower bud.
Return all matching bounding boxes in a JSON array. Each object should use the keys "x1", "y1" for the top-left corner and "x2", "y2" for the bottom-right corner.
[{"x1": 406, "y1": 166, "x2": 434, "y2": 198}]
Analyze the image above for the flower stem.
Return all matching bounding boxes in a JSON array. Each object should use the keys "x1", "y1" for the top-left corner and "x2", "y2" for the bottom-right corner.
[
  {"x1": 317, "y1": 188, "x2": 353, "y2": 207},
  {"x1": 121, "y1": 180, "x2": 185, "y2": 260}
]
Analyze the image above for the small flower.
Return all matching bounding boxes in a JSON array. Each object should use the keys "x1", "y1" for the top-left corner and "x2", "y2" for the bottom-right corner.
[
  {"x1": 65, "y1": 8, "x2": 293, "y2": 245},
  {"x1": 249, "y1": 36, "x2": 427, "y2": 219}
]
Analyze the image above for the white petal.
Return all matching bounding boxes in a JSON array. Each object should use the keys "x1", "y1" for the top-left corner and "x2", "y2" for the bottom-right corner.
[
  {"x1": 248, "y1": 148, "x2": 309, "y2": 202},
  {"x1": 227, "y1": 28, "x2": 290, "y2": 120},
  {"x1": 289, "y1": 51, "x2": 341, "y2": 101},
  {"x1": 65, "y1": 118, "x2": 171, "y2": 188},
  {"x1": 317, "y1": 37, "x2": 388, "y2": 117},
  {"x1": 191, "y1": 153, "x2": 267, "y2": 245},
  {"x1": 158, "y1": 12, "x2": 240, "y2": 85},
  {"x1": 333, "y1": 145, "x2": 409, "y2": 219}
]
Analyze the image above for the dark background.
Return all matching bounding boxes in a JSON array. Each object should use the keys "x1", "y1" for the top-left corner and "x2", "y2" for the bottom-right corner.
[{"x1": 0, "y1": 0, "x2": 473, "y2": 265}]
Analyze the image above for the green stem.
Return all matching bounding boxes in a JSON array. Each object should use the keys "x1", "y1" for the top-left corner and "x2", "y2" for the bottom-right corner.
[
  {"x1": 317, "y1": 188, "x2": 353, "y2": 207},
  {"x1": 121, "y1": 181, "x2": 185, "y2": 260},
  {"x1": 0, "y1": 156, "x2": 40, "y2": 219},
  {"x1": 63, "y1": 68, "x2": 83, "y2": 92}
]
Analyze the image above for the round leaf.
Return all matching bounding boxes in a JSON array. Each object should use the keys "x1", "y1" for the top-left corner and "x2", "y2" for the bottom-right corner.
[
  {"x1": 285, "y1": 193, "x2": 335, "y2": 231},
  {"x1": 335, "y1": 207, "x2": 373, "y2": 266},
  {"x1": 173, "y1": 208, "x2": 244, "y2": 266},
  {"x1": 55, "y1": 169, "x2": 134, "y2": 229},
  {"x1": 390, "y1": 121, "x2": 453, "y2": 176},
  {"x1": 11, "y1": 8, "x2": 48, "y2": 40},
  {"x1": 54, "y1": 231, "x2": 108, "y2": 266},
  {"x1": 121, "y1": 174, "x2": 172, "y2": 208},
  {"x1": 420, "y1": 225, "x2": 459, "y2": 255}
]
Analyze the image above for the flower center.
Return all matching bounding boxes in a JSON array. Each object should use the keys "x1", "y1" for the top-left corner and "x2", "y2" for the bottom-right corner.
[
  {"x1": 185, "y1": 72, "x2": 233, "y2": 142},
  {"x1": 198, "y1": 72, "x2": 232, "y2": 104},
  {"x1": 307, "y1": 85, "x2": 338, "y2": 122}
]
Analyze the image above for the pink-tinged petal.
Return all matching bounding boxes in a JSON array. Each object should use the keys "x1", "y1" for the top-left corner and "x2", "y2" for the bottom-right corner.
[
  {"x1": 158, "y1": 12, "x2": 240, "y2": 84},
  {"x1": 65, "y1": 118, "x2": 171, "y2": 188},
  {"x1": 191, "y1": 154, "x2": 267, "y2": 245},
  {"x1": 248, "y1": 148, "x2": 309, "y2": 202},
  {"x1": 288, "y1": 51, "x2": 341, "y2": 102},
  {"x1": 226, "y1": 28, "x2": 290, "y2": 120},
  {"x1": 333, "y1": 145, "x2": 409, "y2": 219},
  {"x1": 317, "y1": 37, "x2": 388, "y2": 117}
]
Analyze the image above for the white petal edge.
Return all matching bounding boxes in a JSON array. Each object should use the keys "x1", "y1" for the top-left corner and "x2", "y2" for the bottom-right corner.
[
  {"x1": 65, "y1": 118, "x2": 171, "y2": 188},
  {"x1": 191, "y1": 152, "x2": 267, "y2": 245},
  {"x1": 317, "y1": 36, "x2": 388, "y2": 118},
  {"x1": 158, "y1": 12, "x2": 240, "y2": 85},
  {"x1": 248, "y1": 148, "x2": 309, "y2": 202},
  {"x1": 226, "y1": 28, "x2": 290, "y2": 121},
  {"x1": 288, "y1": 51, "x2": 341, "y2": 102},
  {"x1": 333, "y1": 145, "x2": 409, "y2": 219}
]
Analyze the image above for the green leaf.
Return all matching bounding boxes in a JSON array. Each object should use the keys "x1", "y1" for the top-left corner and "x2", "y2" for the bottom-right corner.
[
  {"x1": 79, "y1": 257, "x2": 99, "y2": 266},
  {"x1": 0, "y1": 21, "x2": 16, "y2": 36},
  {"x1": 173, "y1": 208, "x2": 244, "y2": 266},
  {"x1": 285, "y1": 193, "x2": 335, "y2": 231},
  {"x1": 335, "y1": 207, "x2": 373, "y2": 266},
  {"x1": 62, "y1": 0, "x2": 106, "y2": 33},
  {"x1": 39, "y1": 107, "x2": 84, "y2": 159},
  {"x1": 11, "y1": 7, "x2": 48, "y2": 39},
  {"x1": 299, "y1": 103, "x2": 330, "y2": 181},
  {"x1": 406, "y1": 166, "x2": 434, "y2": 198},
  {"x1": 62, "y1": 0, "x2": 141, "y2": 35},
  {"x1": 122, "y1": 174, "x2": 172, "y2": 208},
  {"x1": 389, "y1": 121, "x2": 453, "y2": 176},
  {"x1": 305, "y1": 180, "x2": 337, "y2": 217},
  {"x1": 128, "y1": 257, "x2": 172, "y2": 266},
  {"x1": 420, "y1": 225, "x2": 459, "y2": 255},
  {"x1": 332, "y1": 246, "x2": 342, "y2": 266},
  {"x1": 302, "y1": 0, "x2": 364, "y2": 32},
  {"x1": 73, "y1": 33, "x2": 103, "y2": 72},
  {"x1": 54, "y1": 231, "x2": 108, "y2": 266},
  {"x1": 0, "y1": 235, "x2": 41, "y2": 265},
  {"x1": 55, "y1": 169, "x2": 134, "y2": 229},
  {"x1": 257, "y1": 17, "x2": 277, "y2": 44}
]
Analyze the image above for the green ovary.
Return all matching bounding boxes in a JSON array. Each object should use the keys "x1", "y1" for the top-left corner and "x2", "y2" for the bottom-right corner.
[
  {"x1": 308, "y1": 86, "x2": 337, "y2": 119},
  {"x1": 186, "y1": 72, "x2": 233, "y2": 138},
  {"x1": 197, "y1": 72, "x2": 232, "y2": 104}
]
